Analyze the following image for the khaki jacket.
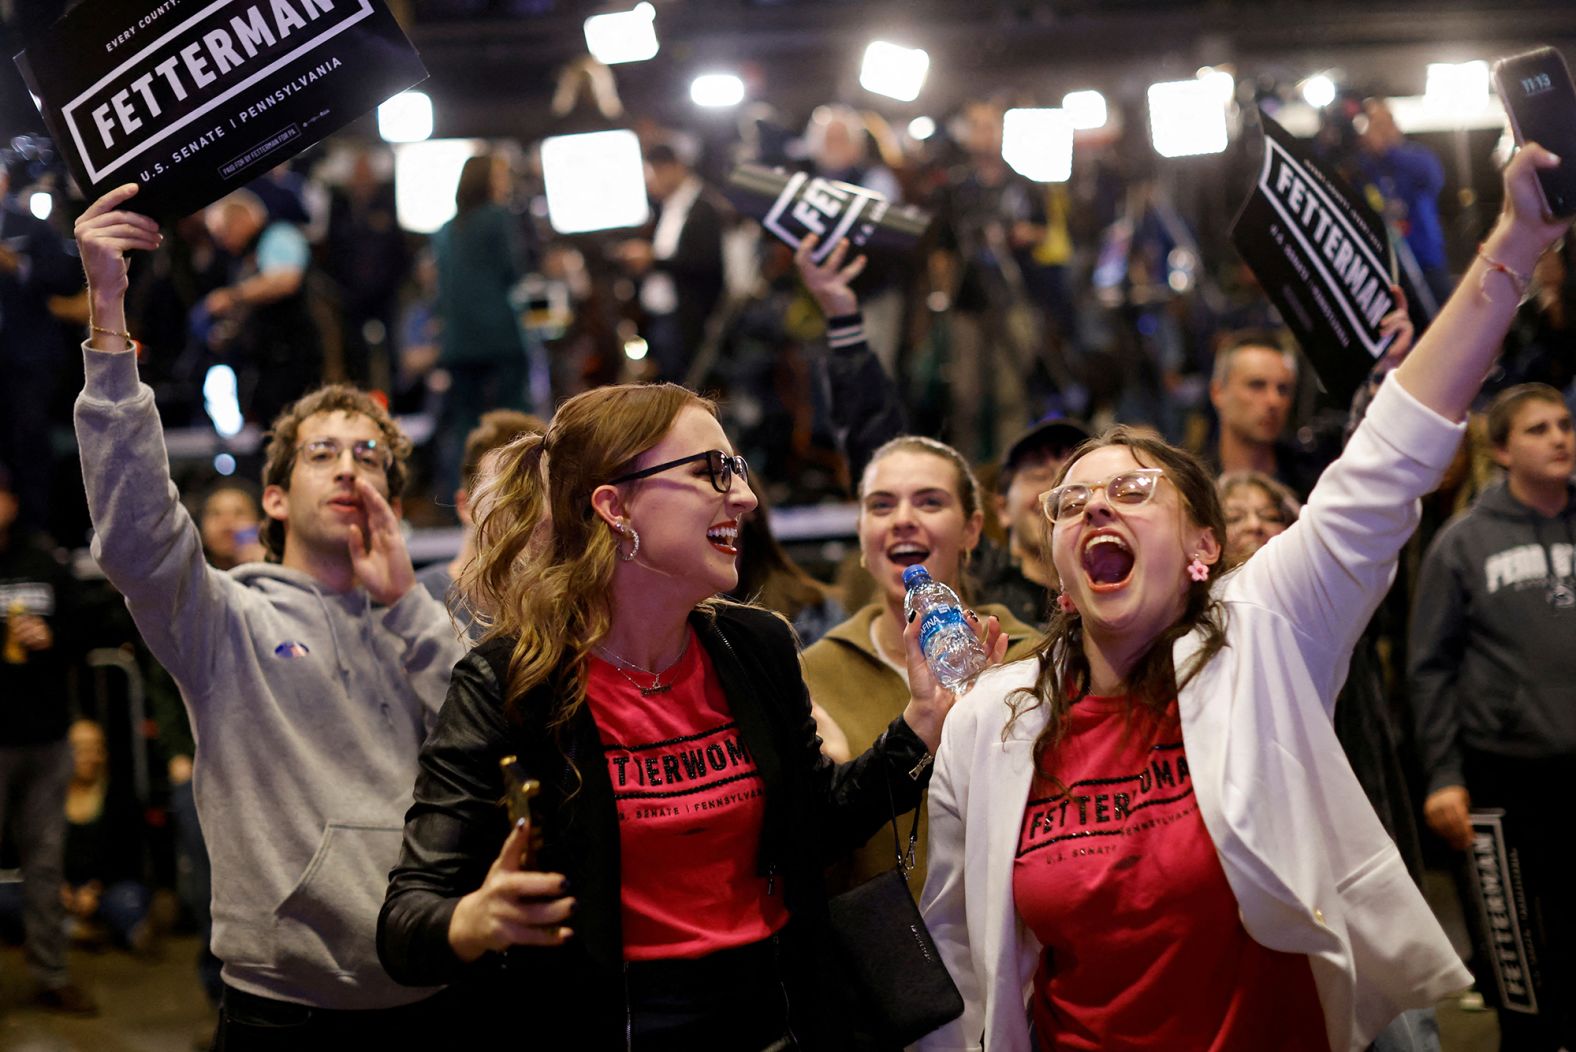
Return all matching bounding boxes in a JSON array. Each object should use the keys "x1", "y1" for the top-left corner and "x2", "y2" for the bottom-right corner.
[{"x1": 802, "y1": 602, "x2": 1041, "y2": 891}]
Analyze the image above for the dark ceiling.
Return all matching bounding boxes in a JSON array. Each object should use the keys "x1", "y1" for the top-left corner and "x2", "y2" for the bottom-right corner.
[
  {"x1": 401, "y1": 0, "x2": 1576, "y2": 140},
  {"x1": 4, "y1": 1, "x2": 1574, "y2": 147}
]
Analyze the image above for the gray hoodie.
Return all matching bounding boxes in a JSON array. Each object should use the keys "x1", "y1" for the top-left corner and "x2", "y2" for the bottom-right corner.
[
  {"x1": 74, "y1": 346, "x2": 463, "y2": 1009},
  {"x1": 1409, "y1": 478, "x2": 1576, "y2": 797}
]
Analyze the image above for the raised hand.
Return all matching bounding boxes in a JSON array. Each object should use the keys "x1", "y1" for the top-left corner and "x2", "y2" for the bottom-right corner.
[
  {"x1": 448, "y1": 819, "x2": 575, "y2": 962},
  {"x1": 346, "y1": 476, "x2": 416, "y2": 605},
  {"x1": 1488, "y1": 143, "x2": 1572, "y2": 276},
  {"x1": 794, "y1": 233, "x2": 868, "y2": 318},
  {"x1": 1377, "y1": 284, "x2": 1414, "y2": 367},
  {"x1": 73, "y1": 185, "x2": 160, "y2": 344}
]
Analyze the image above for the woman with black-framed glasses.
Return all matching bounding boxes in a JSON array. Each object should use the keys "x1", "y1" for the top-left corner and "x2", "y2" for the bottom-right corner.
[
  {"x1": 916, "y1": 145, "x2": 1573, "y2": 1051},
  {"x1": 378, "y1": 382, "x2": 1003, "y2": 1049}
]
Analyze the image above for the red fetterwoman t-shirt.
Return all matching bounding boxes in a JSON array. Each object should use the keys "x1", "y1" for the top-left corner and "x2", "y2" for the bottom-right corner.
[
  {"x1": 1012, "y1": 694, "x2": 1328, "y2": 1051},
  {"x1": 586, "y1": 633, "x2": 789, "y2": 961}
]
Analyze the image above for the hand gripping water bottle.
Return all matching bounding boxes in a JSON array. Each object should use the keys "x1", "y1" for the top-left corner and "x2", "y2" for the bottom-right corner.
[{"x1": 902, "y1": 565, "x2": 988, "y2": 692}]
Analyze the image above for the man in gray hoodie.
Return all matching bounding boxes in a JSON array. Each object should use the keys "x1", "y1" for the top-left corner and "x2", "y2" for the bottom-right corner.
[
  {"x1": 1410, "y1": 382, "x2": 1576, "y2": 1050},
  {"x1": 72, "y1": 185, "x2": 465, "y2": 1045}
]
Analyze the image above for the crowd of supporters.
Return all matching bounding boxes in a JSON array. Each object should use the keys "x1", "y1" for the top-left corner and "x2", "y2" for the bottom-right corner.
[{"x1": 0, "y1": 60, "x2": 1573, "y2": 1052}]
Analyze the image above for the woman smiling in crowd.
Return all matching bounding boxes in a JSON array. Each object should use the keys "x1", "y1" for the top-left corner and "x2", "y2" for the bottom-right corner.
[
  {"x1": 378, "y1": 381, "x2": 998, "y2": 1049},
  {"x1": 1218, "y1": 470, "x2": 1299, "y2": 563},
  {"x1": 915, "y1": 145, "x2": 1570, "y2": 1051},
  {"x1": 804, "y1": 434, "x2": 1037, "y2": 892}
]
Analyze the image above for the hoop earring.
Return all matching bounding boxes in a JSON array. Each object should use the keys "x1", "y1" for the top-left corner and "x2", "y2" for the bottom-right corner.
[
  {"x1": 1187, "y1": 554, "x2": 1210, "y2": 583},
  {"x1": 614, "y1": 521, "x2": 640, "y2": 562}
]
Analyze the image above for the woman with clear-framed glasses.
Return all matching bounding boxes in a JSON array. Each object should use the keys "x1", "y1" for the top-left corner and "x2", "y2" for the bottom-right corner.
[
  {"x1": 916, "y1": 144, "x2": 1573, "y2": 1052},
  {"x1": 377, "y1": 381, "x2": 1003, "y2": 1049}
]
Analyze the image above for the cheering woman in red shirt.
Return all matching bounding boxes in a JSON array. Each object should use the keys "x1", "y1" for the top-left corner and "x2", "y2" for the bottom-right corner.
[
  {"x1": 378, "y1": 379, "x2": 1003, "y2": 1049},
  {"x1": 916, "y1": 143, "x2": 1570, "y2": 1052}
]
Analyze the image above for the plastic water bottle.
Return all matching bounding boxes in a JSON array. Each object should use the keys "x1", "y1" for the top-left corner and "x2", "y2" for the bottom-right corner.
[{"x1": 902, "y1": 565, "x2": 988, "y2": 692}]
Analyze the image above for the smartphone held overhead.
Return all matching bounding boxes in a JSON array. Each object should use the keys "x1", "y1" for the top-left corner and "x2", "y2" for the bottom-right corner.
[{"x1": 1493, "y1": 47, "x2": 1576, "y2": 218}]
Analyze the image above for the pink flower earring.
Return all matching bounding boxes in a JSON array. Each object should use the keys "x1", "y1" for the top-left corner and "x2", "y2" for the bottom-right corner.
[
  {"x1": 1187, "y1": 554, "x2": 1210, "y2": 582},
  {"x1": 1056, "y1": 593, "x2": 1078, "y2": 615}
]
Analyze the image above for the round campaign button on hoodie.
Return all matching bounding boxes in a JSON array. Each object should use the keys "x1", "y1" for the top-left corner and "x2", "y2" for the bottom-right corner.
[{"x1": 274, "y1": 641, "x2": 311, "y2": 658}]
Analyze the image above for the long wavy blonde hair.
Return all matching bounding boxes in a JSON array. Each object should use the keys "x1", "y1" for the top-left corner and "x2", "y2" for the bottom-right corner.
[{"x1": 460, "y1": 383, "x2": 718, "y2": 734}]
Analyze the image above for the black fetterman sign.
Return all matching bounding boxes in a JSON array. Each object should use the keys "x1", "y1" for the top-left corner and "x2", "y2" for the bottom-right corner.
[
  {"x1": 1231, "y1": 111, "x2": 1404, "y2": 405},
  {"x1": 16, "y1": 0, "x2": 426, "y2": 219}
]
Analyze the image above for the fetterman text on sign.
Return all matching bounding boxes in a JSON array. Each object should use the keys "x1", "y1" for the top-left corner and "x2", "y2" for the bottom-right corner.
[
  {"x1": 1231, "y1": 112, "x2": 1405, "y2": 405},
  {"x1": 17, "y1": 0, "x2": 426, "y2": 219}
]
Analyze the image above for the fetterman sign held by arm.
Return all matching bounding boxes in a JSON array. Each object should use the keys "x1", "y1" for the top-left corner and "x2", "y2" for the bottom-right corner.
[
  {"x1": 1230, "y1": 110, "x2": 1417, "y2": 407},
  {"x1": 17, "y1": 0, "x2": 426, "y2": 220}
]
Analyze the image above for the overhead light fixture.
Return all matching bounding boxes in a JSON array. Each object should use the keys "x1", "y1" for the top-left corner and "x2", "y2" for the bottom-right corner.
[
  {"x1": 1002, "y1": 108, "x2": 1073, "y2": 183},
  {"x1": 394, "y1": 139, "x2": 486, "y2": 234},
  {"x1": 583, "y1": 3, "x2": 659, "y2": 65},
  {"x1": 1062, "y1": 90, "x2": 1108, "y2": 131},
  {"x1": 540, "y1": 129, "x2": 651, "y2": 233},
  {"x1": 377, "y1": 90, "x2": 433, "y2": 144},
  {"x1": 623, "y1": 336, "x2": 650, "y2": 360},
  {"x1": 28, "y1": 191, "x2": 52, "y2": 221},
  {"x1": 860, "y1": 41, "x2": 929, "y2": 102},
  {"x1": 1301, "y1": 74, "x2": 1338, "y2": 109},
  {"x1": 1147, "y1": 77, "x2": 1230, "y2": 157},
  {"x1": 1197, "y1": 66, "x2": 1238, "y2": 105},
  {"x1": 1425, "y1": 60, "x2": 1490, "y2": 115},
  {"x1": 690, "y1": 73, "x2": 745, "y2": 108},
  {"x1": 907, "y1": 115, "x2": 936, "y2": 140}
]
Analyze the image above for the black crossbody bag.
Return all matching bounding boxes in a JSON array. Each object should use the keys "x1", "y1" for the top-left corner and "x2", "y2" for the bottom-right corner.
[
  {"x1": 825, "y1": 773, "x2": 964, "y2": 1047},
  {"x1": 713, "y1": 618, "x2": 963, "y2": 1046}
]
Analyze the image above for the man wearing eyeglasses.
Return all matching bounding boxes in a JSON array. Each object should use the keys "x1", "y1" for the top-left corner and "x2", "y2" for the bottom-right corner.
[{"x1": 70, "y1": 186, "x2": 464, "y2": 1047}]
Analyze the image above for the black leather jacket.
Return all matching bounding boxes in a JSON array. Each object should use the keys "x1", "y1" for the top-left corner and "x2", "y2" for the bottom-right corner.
[{"x1": 377, "y1": 602, "x2": 931, "y2": 1048}]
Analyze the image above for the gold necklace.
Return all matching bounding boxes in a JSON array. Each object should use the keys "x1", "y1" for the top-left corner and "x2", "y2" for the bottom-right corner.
[{"x1": 595, "y1": 636, "x2": 689, "y2": 696}]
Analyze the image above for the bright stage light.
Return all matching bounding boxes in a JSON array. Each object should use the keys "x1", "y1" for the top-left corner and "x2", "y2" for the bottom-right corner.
[
  {"x1": 1147, "y1": 77, "x2": 1229, "y2": 158},
  {"x1": 203, "y1": 365, "x2": 245, "y2": 439},
  {"x1": 378, "y1": 90, "x2": 434, "y2": 144},
  {"x1": 1062, "y1": 90, "x2": 1108, "y2": 131},
  {"x1": 1003, "y1": 108, "x2": 1073, "y2": 183},
  {"x1": 583, "y1": 3, "x2": 659, "y2": 65},
  {"x1": 540, "y1": 129, "x2": 650, "y2": 234},
  {"x1": 623, "y1": 336, "x2": 650, "y2": 361},
  {"x1": 394, "y1": 139, "x2": 485, "y2": 234},
  {"x1": 907, "y1": 116, "x2": 936, "y2": 140},
  {"x1": 691, "y1": 73, "x2": 745, "y2": 108},
  {"x1": 1302, "y1": 74, "x2": 1338, "y2": 109},
  {"x1": 1425, "y1": 60, "x2": 1490, "y2": 114},
  {"x1": 1198, "y1": 66, "x2": 1237, "y2": 104},
  {"x1": 860, "y1": 41, "x2": 929, "y2": 102},
  {"x1": 28, "y1": 191, "x2": 52, "y2": 221}
]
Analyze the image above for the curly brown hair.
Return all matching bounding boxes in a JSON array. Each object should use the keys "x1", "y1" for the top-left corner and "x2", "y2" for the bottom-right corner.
[
  {"x1": 460, "y1": 383, "x2": 717, "y2": 737},
  {"x1": 258, "y1": 385, "x2": 413, "y2": 561}
]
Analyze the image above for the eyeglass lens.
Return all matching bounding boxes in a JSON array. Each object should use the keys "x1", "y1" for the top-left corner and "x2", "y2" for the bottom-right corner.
[
  {"x1": 709, "y1": 451, "x2": 747, "y2": 492},
  {"x1": 1048, "y1": 471, "x2": 1157, "y2": 520},
  {"x1": 300, "y1": 439, "x2": 388, "y2": 471}
]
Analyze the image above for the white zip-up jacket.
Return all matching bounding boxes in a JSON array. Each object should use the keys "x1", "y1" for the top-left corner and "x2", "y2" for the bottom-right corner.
[{"x1": 917, "y1": 375, "x2": 1473, "y2": 1052}]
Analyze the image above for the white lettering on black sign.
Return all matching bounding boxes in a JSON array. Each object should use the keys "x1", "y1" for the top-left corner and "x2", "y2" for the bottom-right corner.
[
  {"x1": 1468, "y1": 813, "x2": 1540, "y2": 1015},
  {"x1": 1257, "y1": 134, "x2": 1396, "y2": 361},
  {"x1": 761, "y1": 171, "x2": 892, "y2": 264},
  {"x1": 63, "y1": 0, "x2": 373, "y2": 184}
]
